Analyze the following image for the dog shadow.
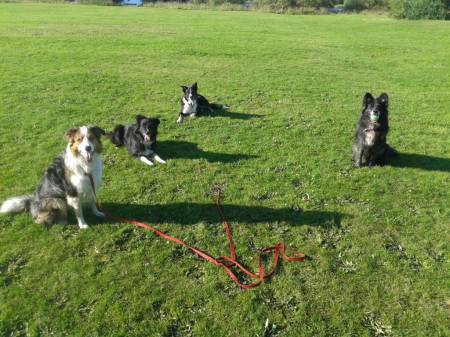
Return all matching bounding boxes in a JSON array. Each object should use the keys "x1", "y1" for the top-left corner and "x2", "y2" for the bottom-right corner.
[
  {"x1": 389, "y1": 153, "x2": 450, "y2": 172},
  {"x1": 210, "y1": 110, "x2": 261, "y2": 120},
  {"x1": 97, "y1": 202, "x2": 344, "y2": 228},
  {"x1": 157, "y1": 140, "x2": 256, "y2": 163}
]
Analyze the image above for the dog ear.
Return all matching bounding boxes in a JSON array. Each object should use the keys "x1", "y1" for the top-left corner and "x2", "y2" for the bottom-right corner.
[
  {"x1": 154, "y1": 118, "x2": 160, "y2": 126},
  {"x1": 90, "y1": 126, "x2": 105, "y2": 139},
  {"x1": 65, "y1": 127, "x2": 79, "y2": 143},
  {"x1": 378, "y1": 93, "x2": 389, "y2": 107},
  {"x1": 135, "y1": 115, "x2": 146, "y2": 126},
  {"x1": 181, "y1": 86, "x2": 188, "y2": 94},
  {"x1": 362, "y1": 93, "x2": 374, "y2": 108},
  {"x1": 191, "y1": 82, "x2": 198, "y2": 92}
]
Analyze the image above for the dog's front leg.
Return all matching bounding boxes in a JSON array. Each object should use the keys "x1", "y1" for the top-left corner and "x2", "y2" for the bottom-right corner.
[
  {"x1": 140, "y1": 156, "x2": 154, "y2": 166},
  {"x1": 356, "y1": 151, "x2": 363, "y2": 168},
  {"x1": 67, "y1": 196, "x2": 88, "y2": 229},
  {"x1": 353, "y1": 148, "x2": 363, "y2": 168},
  {"x1": 177, "y1": 113, "x2": 184, "y2": 124},
  {"x1": 91, "y1": 202, "x2": 105, "y2": 218}
]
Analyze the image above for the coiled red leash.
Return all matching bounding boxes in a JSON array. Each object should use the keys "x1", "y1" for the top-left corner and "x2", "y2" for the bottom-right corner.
[
  {"x1": 211, "y1": 186, "x2": 305, "y2": 288},
  {"x1": 90, "y1": 176, "x2": 305, "y2": 288}
]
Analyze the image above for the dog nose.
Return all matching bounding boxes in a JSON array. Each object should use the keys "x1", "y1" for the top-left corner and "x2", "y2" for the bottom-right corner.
[{"x1": 85, "y1": 146, "x2": 92, "y2": 152}]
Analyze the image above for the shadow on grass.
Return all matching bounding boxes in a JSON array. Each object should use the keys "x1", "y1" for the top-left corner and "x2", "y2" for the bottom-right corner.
[
  {"x1": 158, "y1": 140, "x2": 256, "y2": 163},
  {"x1": 98, "y1": 202, "x2": 344, "y2": 227},
  {"x1": 389, "y1": 153, "x2": 450, "y2": 172},
  {"x1": 210, "y1": 109, "x2": 262, "y2": 120}
]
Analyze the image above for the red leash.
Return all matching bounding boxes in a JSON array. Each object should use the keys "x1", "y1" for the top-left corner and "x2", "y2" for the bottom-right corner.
[{"x1": 91, "y1": 176, "x2": 305, "y2": 288}]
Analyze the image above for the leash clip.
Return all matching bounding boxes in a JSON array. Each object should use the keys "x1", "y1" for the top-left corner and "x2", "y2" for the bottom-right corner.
[{"x1": 212, "y1": 185, "x2": 224, "y2": 199}]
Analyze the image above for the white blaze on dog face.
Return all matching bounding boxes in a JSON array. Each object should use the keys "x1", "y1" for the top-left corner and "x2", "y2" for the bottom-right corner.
[
  {"x1": 187, "y1": 92, "x2": 194, "y2": 106},
  {"x1": 369, "y1": 109, "x2": 380, "y2": 122},
  {"x1": 182, "y1": 98, "x2": 193, "y2": 115},
  {"x1": 79, "y1": 127, "x2": 94, "y2": 162},
  {"x1": 66, "y1": 126, "x2": 104, "y2": 163},
  {"x1": 182, "y1": 90, "x2": 194, "y2": 107},
  {"x1": 182, "y1": 84, "x2": 197, "y2": 106}
]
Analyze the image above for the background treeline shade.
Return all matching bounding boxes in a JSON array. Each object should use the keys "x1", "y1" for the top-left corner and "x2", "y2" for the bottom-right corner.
[
  {"x1": 21, "y1": 0, "x2": 450, "y2": 19},
  {"x1": 148, "y1": 0, "x2": 449, "y2": 19}
]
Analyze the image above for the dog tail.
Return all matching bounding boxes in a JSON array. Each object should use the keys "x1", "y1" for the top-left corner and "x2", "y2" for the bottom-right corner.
[
  {"x1": 106, "y1": 125, "x2": 125, "y2": 147},
  {"x1": 0, "y1": 195, "x2": 33, "y2": 214},
  {"x1": 209, "y1": 103, "x2": 230, "y2": 111}
]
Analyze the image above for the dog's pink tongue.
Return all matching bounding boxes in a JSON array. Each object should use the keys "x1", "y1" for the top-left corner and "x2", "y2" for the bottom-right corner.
[
  {"x1": 144, "y1": 135, "x2": 150, "y2": 142},
  {"x1": 86, "y1": 152, "x2": 92, "y2": 162}
]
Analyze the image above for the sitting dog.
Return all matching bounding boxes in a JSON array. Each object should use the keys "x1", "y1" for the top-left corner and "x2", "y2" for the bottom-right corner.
[
  {"x1": 177, "y1": 82, "x2": 229, "y2": 123},
  {"x1": 107, "y1": 115, "x2": 166, "y2": 167},
  {"x1": 352, "y1": 92, "x2": 397, "y2": 167},
  {"x1": 0, "y1": 126, "x2": 106, "y2": 229}
]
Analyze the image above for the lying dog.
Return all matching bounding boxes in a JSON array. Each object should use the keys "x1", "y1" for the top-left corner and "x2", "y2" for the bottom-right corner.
[
  {"x1": 107, "y1": 115, "x2": 166, "y2": 166},
  {"x1": 0, "y1": 126, "x2": 105, "y2": 229},
  {"x1": 352, "y1": 92, "x2": 397, "y2": 167},
  {"x1": 176, "y1": 82, "x2": 229, "y2": 123}
]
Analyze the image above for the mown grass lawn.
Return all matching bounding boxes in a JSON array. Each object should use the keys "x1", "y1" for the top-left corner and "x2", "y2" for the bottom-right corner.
[{"x1": 0, "y1": 3, "x2": 449, "y2": 336}]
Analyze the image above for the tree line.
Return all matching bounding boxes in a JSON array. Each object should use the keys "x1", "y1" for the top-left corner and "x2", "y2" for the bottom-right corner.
[{"x1": 102, "y1": 0, "x2": 450, "y2": 19}]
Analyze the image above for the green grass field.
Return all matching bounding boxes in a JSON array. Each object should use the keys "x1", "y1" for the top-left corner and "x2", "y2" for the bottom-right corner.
[{"x1": 0, "y1": 3, "x2": 449, "y2": 336}]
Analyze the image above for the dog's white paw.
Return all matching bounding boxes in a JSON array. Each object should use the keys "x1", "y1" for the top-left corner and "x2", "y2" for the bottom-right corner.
[
  {"x1": 79, "y1": 223, "x2": 89, "y2": 229},
  {"x1": 140, "y1": 156, "x2": 154, "y2": 166},
  {"x1": 176, "y1": 116, "x2": 184, "y2": 124},
  {"x1": 153, "y1": 155, "x2": 166, "y2": 164}
]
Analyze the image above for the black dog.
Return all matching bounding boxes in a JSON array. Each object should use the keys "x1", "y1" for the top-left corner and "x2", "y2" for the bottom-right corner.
[
  {"x1": 176, "y1": 82, "x2": 229, "y2": 123},
  {"x1": 352, "y1": 93, "x2": 397, "y2": 167},
  {"x1": 107, "y1": 115, "x2": 166, "y2": 166}
]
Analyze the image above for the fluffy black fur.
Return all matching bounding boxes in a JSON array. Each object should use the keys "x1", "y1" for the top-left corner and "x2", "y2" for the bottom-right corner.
[
  {"x1": 352, "y1": 92, "x2": 397, "y2": 167},
  {"x1": 31, "y1": 153, "x2": 78, "y2": 224},
  {"x1": 107, "y1": 115, "x2": 164, "y2": 163},
  {"x1": 177, "y1": 82, "x2": 229, "y2": 123},
  {"x1": 0, "y1": 153, "x2": 78, "y2": 225}
]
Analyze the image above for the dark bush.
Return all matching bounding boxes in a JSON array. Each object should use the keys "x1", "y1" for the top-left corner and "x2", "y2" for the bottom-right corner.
[
  {"x1": 389, "y1": 0, "x2": 448, "y2": 19},
  {"x1": 343, "y1": 0, "x2": 366, "y2": 10},
  {"x1": 342, "y1": 0, "x2": 388, "y2": 10},
  {"x1": 78, "y1": 0, "x2": 116, "y2": 4},
  {"x1": 296, "y1": 0, "x2": 337, "y2": 7}
]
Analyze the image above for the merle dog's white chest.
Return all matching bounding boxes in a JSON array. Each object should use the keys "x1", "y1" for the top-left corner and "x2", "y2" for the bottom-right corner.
[{"x1": 66, "y1": 154, "x2": 102, "y2": 202}]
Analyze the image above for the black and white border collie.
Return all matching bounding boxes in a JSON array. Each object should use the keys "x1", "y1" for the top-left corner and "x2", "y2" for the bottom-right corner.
[
  {"x1": 352, "y1": 93, "x2": 397, "y2": 167},
  {"x1": 0, "y1": 126, "x2": 106, "y2": 229},
  {"x1": 106, "y1": 115, "x2": 166, "y2": 167},
  {"x1": 177, "y1": 82, "x2": 229, "y2": 123}
]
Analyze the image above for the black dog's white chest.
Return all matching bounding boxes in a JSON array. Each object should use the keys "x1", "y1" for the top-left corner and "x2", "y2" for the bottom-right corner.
[
  {"x1": 182, "y1": 98, "x2": 198, "y2": 115},
  {"x1": 364, "y1": 129, "x2": 377, "y2": 146}
]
